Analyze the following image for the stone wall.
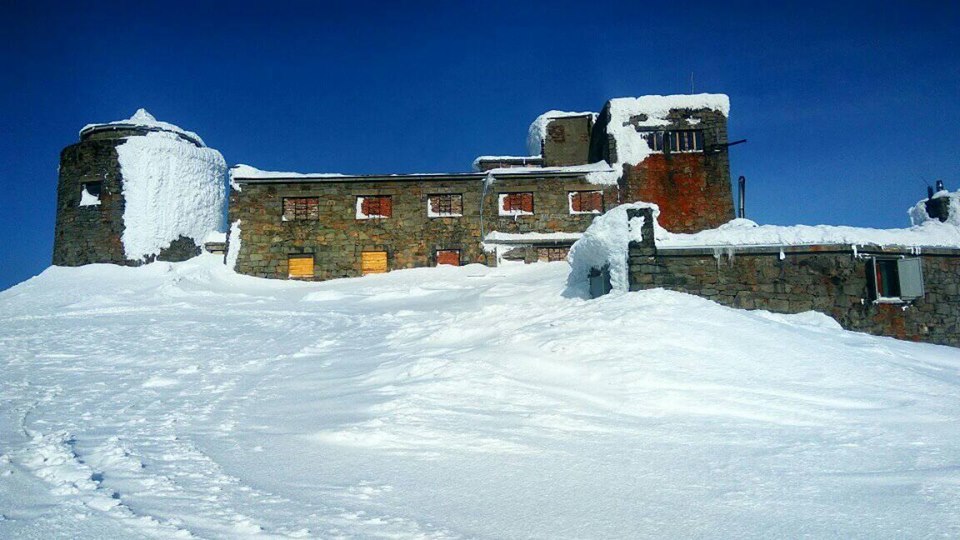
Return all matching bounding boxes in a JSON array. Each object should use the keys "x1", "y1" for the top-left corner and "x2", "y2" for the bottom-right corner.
[
  {"x1": 626, "y1": 208, "x2": 960, "y2": 347},
  {"x1": 542, "y1": 115, "x2": 593, "y2": 167},
  {"x1": 229, "y1": 174, "x2": 619, "y2": 280},
  {"x1": 53, "y1": 128, "x2": 203, "y2": 267},
  {"x1": 53, "y1": 139, "x2": 128, "y2": 266},
  {"x1": 594, "y1": 107, "x2": 734, "y2": 232}
]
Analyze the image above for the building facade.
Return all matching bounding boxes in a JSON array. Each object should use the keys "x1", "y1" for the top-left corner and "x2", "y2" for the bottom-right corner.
[{"x1": 227, "y1": 95, "x2": 735, "y2": 280}]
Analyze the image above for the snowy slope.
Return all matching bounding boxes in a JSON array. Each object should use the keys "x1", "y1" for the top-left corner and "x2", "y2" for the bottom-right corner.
[{"x1": 1, "y1": 257, "x2": 959, "y2": 539}]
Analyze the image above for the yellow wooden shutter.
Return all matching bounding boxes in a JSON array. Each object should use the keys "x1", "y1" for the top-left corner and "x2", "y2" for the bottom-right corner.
[
  {"x1": 361, "y1": 251, "x2": 388, "y2": 275},
  {"x1": 288, "y1": 256, "x2": 314, "y2": 278}
]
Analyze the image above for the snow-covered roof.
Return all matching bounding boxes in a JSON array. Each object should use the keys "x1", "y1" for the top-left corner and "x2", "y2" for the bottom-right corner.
[
  {"x1": 483, "y1": 161, "x2": 619, "y2": 185},
  {"x1": 230, "y1": 163, "x2": 615, "y2": 183},
  {"x1": 659, "y1": 218, "x2": 960, "y2": 250},
  {"x1": 81, "y1": 109, "x2": 206, "y2": 147},
  {"x1": 526, "y1": 110, "x2": 596, "y2": 156},
  {"x1": 606, "y1": 93, "x2": 729, "y2": 167},
  {"x1": 230, "y1": 164, "x2": 348, "y2": 179},
  {"x1": 483, "y1": 231, "x2": 583, "y2": 244}
]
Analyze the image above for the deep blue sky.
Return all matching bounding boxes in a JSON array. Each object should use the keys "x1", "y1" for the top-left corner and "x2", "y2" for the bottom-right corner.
[{"x1": 2, "y1": 1, "x2": 958, "y2": 290}]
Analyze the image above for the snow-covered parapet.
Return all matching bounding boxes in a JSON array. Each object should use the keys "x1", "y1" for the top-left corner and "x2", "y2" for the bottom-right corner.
[
  {"x1": 909, "y1": 190, "x2": 959, "y2": 226},
  {"x1": 117, "y1": 127, "x2": 227, "y2": 262},
  {"x1": 81, "y1": 109, "x2": 207, "y2": 147},
  {"x1": 605, "y1": 94, "x2": 729, "y2": 167},
  {"x1": 567, "y1": 203, "x2": 660, "y2": 292},
  {"x1": 526, "y1": 110, "x2": 596, "y2": 156},
  {"x1": 569, "y1": 199, "x2": 960, "y2": 293}
]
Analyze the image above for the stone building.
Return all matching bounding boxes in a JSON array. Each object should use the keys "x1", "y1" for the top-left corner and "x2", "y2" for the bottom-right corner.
[
  {"x1": 227, "y1": 94, "x2": 734, "y2": 279},
  {"x1": 572, "y1": 200, "x2": 960, "y2": 347},
  {"x1": 53, "y1": 109, "x2": 226, "y2": 267}
]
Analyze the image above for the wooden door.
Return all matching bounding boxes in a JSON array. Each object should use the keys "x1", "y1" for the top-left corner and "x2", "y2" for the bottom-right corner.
[{"x1": 361, "y1": 251, "x2": 388, "y2": 275}]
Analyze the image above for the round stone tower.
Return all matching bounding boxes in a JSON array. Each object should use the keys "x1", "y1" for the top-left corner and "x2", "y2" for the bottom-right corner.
[{"x1": 53, "y1": 110, "x2": 227, "y2": 266}]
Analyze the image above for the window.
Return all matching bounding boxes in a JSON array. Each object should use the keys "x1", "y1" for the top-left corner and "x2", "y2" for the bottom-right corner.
[
  {"x1": 568, "y1": 191, "x2": 603, "y2": 214},
  {"x1": 498, "y1": 192, "x2": 534, "y2": 216},
  {"x1": 356, "y1": 196, "x2": 392, "y2": 219},
  {"x1": 79, "y1": 182, "x2": 102, "y2": 207},
  {"x1": 427, "y1": 194, "x2": 463, "y2": 218},
  {"x1": 644, "y1": 130, "x2": 704, "y2": 153},
  {"x1": 537, "y1": 247, "x2": 569, "y2": 262},
  {"x1": 547, "y1": 123, "x2": 566, "y2": 142},
  {"x1": 867, "y1": 257, "x2": 924, "y2": 302},
  {"x1": 361, "y1": 251, "x2": 388, "y2": 275},
  {"x1": 436, "y1": 249, "x2": 461, "y2": 266},
  {"x1": 283, "y1": 197, "x2": 319, "y2": 221},
  {"x1": 288, "y1": 255, "x2": 314, "y2": 279}
]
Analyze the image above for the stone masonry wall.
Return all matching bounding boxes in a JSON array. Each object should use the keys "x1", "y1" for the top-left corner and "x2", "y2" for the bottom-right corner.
[
  {"x1": 627, "y1": 208, "x2": 960, "y2": 347},
  {"x1": 593, "y1": 107, "x2": 734, "y2": 233},
  {"x1": 53, "y1": 139, "x2": 128, "y2": 266},
  {"x1": 542, "y1": 116, "x2": 593, "y2": 167},
  {"x1": 54, "y1": 130, "x2": 203, "y2": 266},
  {"x1": 229, "y1": 174, "x2": 619, "y2": 280}
]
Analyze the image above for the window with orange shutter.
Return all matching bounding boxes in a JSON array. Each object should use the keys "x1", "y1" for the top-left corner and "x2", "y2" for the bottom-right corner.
[
  {"x1": 356, "y1": 196, "x2": 392, "y2": 219},
  {"x1": 436, "y1": 249, "x2": 461, "y2": 266},
  {"x1": 498, "y1": 192, "x2": 534, "y2": 216},
  {"x1": 568, "y1": 191, "x2": 603, "y2": 214}
]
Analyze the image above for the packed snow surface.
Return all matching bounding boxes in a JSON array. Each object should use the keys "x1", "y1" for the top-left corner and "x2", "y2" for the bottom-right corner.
[
  {"x1": 118, "y1": 132, "x2": 227, "y2": 261},
  {"x1": 82, "y1": 109, "x2": 207, "y2": 147},
  {"x1": 2, "y1": 257, "x2": 960, "y2": 538}
]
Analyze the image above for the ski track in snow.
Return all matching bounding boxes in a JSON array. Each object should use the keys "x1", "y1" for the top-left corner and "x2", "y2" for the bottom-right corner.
[{"x1": 1, "y1": 255, "x2": 959, "y2": 538}]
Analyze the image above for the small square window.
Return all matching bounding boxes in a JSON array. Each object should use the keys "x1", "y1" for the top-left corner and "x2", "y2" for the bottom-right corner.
[
  {"x1": 569, "y1": 191, "x2": 603, "y2": 214},
  {"x1": 427, "y1": 194, "x2": 463, "y2": 218},
  {"x1": 498, "y1": 192, "x2": 534, "y2": 216},
  {"x1": 80, "y1": 182, "x2": 102, "y2": 207},
  {"x1": 283, "y1": 197, "x2": 319, "y2": 221},
  {"x1": 644, "y1": 130, "x2": 704, "y2": 153},
  {"x1": 867, "y1": 257, "x2": 924, "y2": 302},
  {"x1": 356, "y1": 196, "x2": 392, "y2": 219}
]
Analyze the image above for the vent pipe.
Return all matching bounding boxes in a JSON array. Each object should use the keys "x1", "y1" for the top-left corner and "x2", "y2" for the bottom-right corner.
[{"x1": 737, "y1": 176, "x2": 746, "y2": 219}]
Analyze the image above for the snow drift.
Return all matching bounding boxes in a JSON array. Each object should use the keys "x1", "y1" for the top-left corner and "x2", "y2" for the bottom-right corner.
[{"x1": 1, "y1": 257, "x2": 959, "y2": 538}]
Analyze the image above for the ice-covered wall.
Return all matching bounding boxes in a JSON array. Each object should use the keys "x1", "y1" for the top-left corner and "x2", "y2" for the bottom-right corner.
[{"x1": 117, "y1": 130, "x2": 227, "y2": 261}]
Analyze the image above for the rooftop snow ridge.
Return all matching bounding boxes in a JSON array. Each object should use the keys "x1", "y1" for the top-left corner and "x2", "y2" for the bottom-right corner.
[
  {"x1": 604, "y1": 93, "x2": 730, "y2": 168},
  {"x1": 230, "y1": 164, "x2": 348, "y2": 179},
  {"x1": 81, "y1": 108, "x2": 207, "y2": 147},
  {"x1": 606, "y1": 93, "x2": 730, "y2": 119}
]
